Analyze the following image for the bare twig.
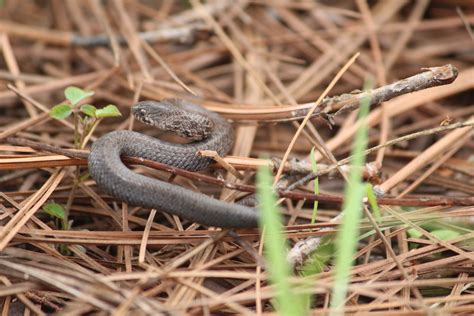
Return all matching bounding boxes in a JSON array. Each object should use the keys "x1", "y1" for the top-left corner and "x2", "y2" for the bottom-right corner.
[
  {"x1": 0, "y1": 19, "x2": 211, "y2": 47},
  {"x1": 4, "y1": 137, "x2": 474, "y2": 208},
  {"x1": 201, "y1": 64, "x2": 459, "y2": 122},
  {"x1": 286, "y1": 119, "x2": 474, "y2": 191}
]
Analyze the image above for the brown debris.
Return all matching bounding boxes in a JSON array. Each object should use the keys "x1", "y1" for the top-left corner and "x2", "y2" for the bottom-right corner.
[{"x1": 0, "y1": 1, "x2": 473, "y2": 314}]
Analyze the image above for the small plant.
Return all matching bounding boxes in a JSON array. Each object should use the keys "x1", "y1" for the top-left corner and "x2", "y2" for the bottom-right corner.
[
  {"x1": 42, "y1": 202, "x2": 67, "y2": 229},
  {"x1": 42, "y1": 202, "x2": 71, "y2": 255},
  {"x1": 44, "y1": 86, "x2": 121, "y2": 238},
  {"x1": 300, "y1": 237, "x2": 334, "y2": 276},
  {"x1": 407, "y1": 219, "x2": 464, "y2": 251},
  {"x1": 50, "y1": 86, "x2": 121, "y2": 149}
]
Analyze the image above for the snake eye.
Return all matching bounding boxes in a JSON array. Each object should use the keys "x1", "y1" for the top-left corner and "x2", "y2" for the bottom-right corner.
[{"x1": 136, "y1": 108, "x2": 147, "y2": 117}]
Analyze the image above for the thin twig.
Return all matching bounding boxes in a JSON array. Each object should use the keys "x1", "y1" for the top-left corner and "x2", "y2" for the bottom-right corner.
[
  {"x1": 286, "y1": 119, "x2": 474, "y2": 191},
  {"x1": 4, "y1": 137, "x2": 474, "y2": 208}
]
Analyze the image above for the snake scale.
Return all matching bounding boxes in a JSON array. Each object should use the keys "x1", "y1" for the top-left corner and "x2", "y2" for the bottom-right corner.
[{"x1": 88, "y1": 99, "x2": 259, "y2": 228}]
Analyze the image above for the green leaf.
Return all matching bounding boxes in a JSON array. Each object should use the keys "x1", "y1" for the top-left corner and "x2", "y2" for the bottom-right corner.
[
  {"x1": 49, "y1": 104, "x2": 72, "y2": 120},
  {"x1": 407, "y1": 228, "x2": 423, "y2": 239},
  {"x1": 64, "y1": 86, "x2": 94, "y2": 105},
  {"x1": 300, "y1": 240, "x2": 334, "y2": 276},
  {"x1": 43, "y1": 203, "x2": 66, "y2": 220},
  {"x1": 96, "y1": 104, "x2": 121, "y2": 117},
  {"x1": 431, "y1": 229, "x2": 461, "y2": 241},
  {"x1": 80, "y1": 104, "x2": 97, "y2": 117}
]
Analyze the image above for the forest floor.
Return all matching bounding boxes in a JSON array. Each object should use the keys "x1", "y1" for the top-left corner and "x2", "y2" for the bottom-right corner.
[{"x1": 0, "y1": 1, "x2": 473, "y2": 315}]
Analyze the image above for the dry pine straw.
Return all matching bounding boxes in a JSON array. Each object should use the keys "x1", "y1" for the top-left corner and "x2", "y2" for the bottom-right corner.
[{"x1": 0, "y1": 1, "x2": 473, "y2": 315}]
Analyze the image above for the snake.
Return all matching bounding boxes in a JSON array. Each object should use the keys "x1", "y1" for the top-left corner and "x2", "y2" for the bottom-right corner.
[{"x1": 88, "y1": 99, "x2": 259, "y2": 228}]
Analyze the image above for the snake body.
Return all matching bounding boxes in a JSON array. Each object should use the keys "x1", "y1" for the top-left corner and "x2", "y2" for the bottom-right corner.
[{"x1": 88, "y1": 99, "x2": 259, "y2": 228}]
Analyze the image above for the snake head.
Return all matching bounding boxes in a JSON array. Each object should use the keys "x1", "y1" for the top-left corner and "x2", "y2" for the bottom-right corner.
[
  {"x1": 132, "y1": 99, "x2": 214, "y2": 141},
  {"x1": 132, "y1": 101, "x2": 168, "y2": 126}
]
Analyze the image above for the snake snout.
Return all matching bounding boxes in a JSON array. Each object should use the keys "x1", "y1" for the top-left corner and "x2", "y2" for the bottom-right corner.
[
  {"x1": 131, "y1": 104, "x2": 146, "y2": 122},
  {"x1": 132, "y1": 101, "x2": 167, "y2": 126}
]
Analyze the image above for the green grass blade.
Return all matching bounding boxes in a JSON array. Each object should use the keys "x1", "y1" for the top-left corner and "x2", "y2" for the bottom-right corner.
[
  {"x1": 330, "y1": 81, "x2": 372, "y2": 314},
  {"x1": 366, "y1": 183, "x2": 381, "y2": 222},
  {"x1": 257, "y1": 165, "x2": 306, "y2": 316}
]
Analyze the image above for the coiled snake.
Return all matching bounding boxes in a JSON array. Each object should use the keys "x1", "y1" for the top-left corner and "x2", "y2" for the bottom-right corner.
[{"x1": 88, "y1": 99, "x2": 259, "y2": 228}]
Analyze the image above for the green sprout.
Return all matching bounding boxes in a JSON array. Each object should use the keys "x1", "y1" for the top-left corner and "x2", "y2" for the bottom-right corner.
[
  {"x1": 49, "y1": 86, "x2": 121, "y2": 149},
  {"x1": 46, "y1": 86, "x2": 121, "y2": 238}
]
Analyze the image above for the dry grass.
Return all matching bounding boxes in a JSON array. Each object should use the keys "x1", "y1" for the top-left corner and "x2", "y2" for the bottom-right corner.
[{"x1": 0, "y1": 1, "x2": 473, "y2": 314}]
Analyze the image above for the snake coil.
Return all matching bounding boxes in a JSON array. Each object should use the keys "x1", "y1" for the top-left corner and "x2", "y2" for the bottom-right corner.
[{"x1": 88, "y1": 99, "x2": 259, "y2": 228}]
